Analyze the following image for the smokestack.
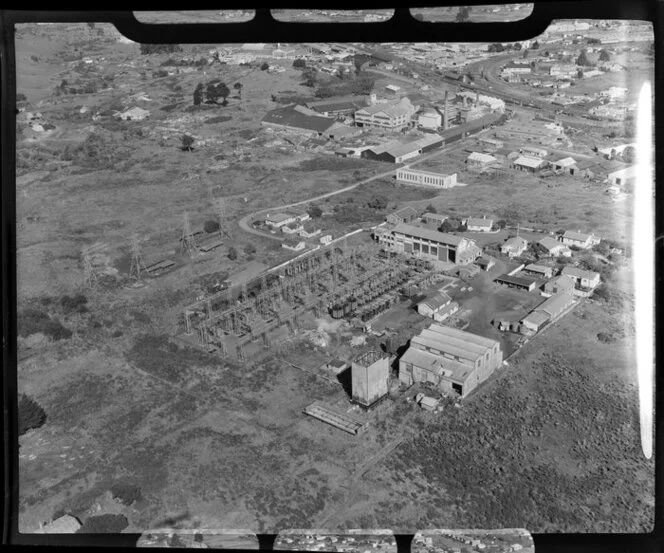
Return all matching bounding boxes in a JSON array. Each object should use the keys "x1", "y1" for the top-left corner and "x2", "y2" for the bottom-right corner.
[{"x1": 443, "y1": 91, "x2": 449, "y2": 130}]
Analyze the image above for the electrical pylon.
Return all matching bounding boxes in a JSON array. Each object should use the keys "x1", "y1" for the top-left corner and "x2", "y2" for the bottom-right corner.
[
  {"x1": 129, "y1": 233, "x2": 146, "y2": 280},
  {"x1": 180, "y1": 212, "x2": 199, "y2": 256}
]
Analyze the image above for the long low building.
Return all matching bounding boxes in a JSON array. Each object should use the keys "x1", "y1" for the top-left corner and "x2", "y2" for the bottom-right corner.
[
  {"x1": 396, "y1": 167, "x2": 458, "y2": 189},
  {"x1": 377, "y1": 223, "x2": 481, "y2": 267},
  {"x1": 521, "y1": 291, "x2": 575, "y2": 334},
  {"x1": 399, "y1": 324, "x2": 503, "y2": 398},
  {"x1": 494, "y1": 274, "x2": 538, "y2": 292},
  {"x1": 361, "y1": 134, "x2": 444, "y2": 163},
  {"x1": 261, "y1": 105, "x2": 336, "y2": 135}
]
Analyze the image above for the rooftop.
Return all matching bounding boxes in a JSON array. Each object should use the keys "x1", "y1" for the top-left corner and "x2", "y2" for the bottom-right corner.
[
  {"x1": 522, "y1": 310, "x2": 550, "y2": 328},
  {"x1": 525, "y1": 263, "x2": 553, "y2": 273},
  {"x1": 495, "y1": 274, "x2": 538, "y2": 288},
  {"x1": 467, "y1": 217, "x2": 493, "y2": 228},
  {"x1": 467, "y1": 152, "x2": 498, "y2": 164},
  {"x1": 262, "y1": 105, "x2": 336, "y2": 133},
  {"x1": 535, "y1": 292, "x2": 574, "y2": 317},
  {"x1": 513, "y1": 155, "x2": 545, "y2": 168},
  {"x1": 563, "y1": 230, "x2": 593, "y2": 242},
  {"x1": 391, "y1": 223, "x2": 464, "y2": 246},
  {"x1": 561, "y1": 266, "x2": 600, "y2": 280},
  {"x1": 419, "y1": 292, "x2": 452, "y2": 311},
  {"x1": 400, "y1": 347, "x2": 473, "y2": 384},
  {"x1": 503, "y1": 236, "x2": 528, "y2": 249},
  {"x1": 539, "y1": 236, "x2": 566, "y2": 251}
]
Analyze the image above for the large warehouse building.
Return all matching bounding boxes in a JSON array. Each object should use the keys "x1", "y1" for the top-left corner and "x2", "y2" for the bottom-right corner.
[
  {"x1": 376, "y1": 223, "x2": 481, "y2": 267},
  {"x1": 398, "y1": 324, "x2": 503, "y2": 398}
]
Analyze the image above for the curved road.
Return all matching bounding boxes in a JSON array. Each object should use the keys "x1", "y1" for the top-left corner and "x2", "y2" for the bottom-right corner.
[{"x1": 237, "y1": 147, "x2": 452, "y2": 240}]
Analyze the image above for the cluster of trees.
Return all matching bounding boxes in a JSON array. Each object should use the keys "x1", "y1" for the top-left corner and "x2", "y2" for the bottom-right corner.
[
  {"x1": 292, "y1": 58, "x2": 306, "y2": 69},
  {"x1": 60, "y1": 294, "x2": 88, "y2": 315},
  {"x1": 160, "y1": 56, "x2": 208, "y2": 67},
  {"x1": 110, "y1": 482, "x2": 142, "y2": 506},
  {"x1": 139, "y1": 44, "x2": 183, "y2": 55},
  {"x1": 18, "y1": 308, "x2": 72, "y2": 341},
  {"x1": 367, "y1": 196, "x2": 388, "y2": 210},
  {"x1": 439, "y1": 218, "x2": 467, "y2": 233},
  {"x1": 193, "y1": 80, "x2": 230, "y2": 106},
  {"x1": 487, "y1": 42, "x2": 525, "y2": 53},
  {"x1": 227, "y1": 245, "x2": 256, "y2": 260},
  {"x1": 576, "y1": 49, "x2": 594, "y2": 67},
  {"x1": 307, "y1": 205, "x2": 323, "y2": 218},
  {"x1": 180, "y1": 134, "x2": 195, "y2": 151}
]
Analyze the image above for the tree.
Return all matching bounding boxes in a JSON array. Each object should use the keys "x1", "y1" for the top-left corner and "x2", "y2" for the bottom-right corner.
[
  {"x1": 513, "y1": 42, "x2": 522, "y2": 51},
  {"x1": 292, "y1": 58, "x2": 306, "y2": 69},
  {"x1": 261, "y1": 62, "x2": 269, "y2": 71},
  {"x1": 530, "y1": 40, "x2": 540, "y2": 50},
  {"x1": 302, "y1": 68, "x2": 317, "y2": 88},
  {"x1": 110, "y1": 482, "x2": 142, "y2": 506},
  {"x1": 16, "y1": 92, "x2": 27, "y2": 102},
  {"x1": 139, "y1": 44, "x2": 182, "y2": 55},
  {"x1": 18, "y1": 394, "x2": 47, "y2": 436},
  {"x1": 439, "y1": 220, "x2": 455, "y2": 233},
  {"x1": 576, "y1": 49, "x2": 593, "y2": 67},
  {"x1": 424, "y1": 204, "x2": 437, "y2": 214},
  {"x1": 577, "y1": 69, "x2": 584, "y2": 79},
  {"x1": 456, "y1": 6, "x2": 471, "y2": 22},
  {"x1": 227, "y1": 246, "x2": 238, "y2": 260},
  {"x1": 205, "y1": 80, "x2": 230, "y2": 104},
  {"x1": 367, "y1": 196, "x2": 388, "y2": 210},
  {"x1": 307, "y1": 205, "x2": 323, "y2": 218},
  {"x1": 522, "y1": 49, "x2": 529, "y2": 59},
  {"x1": 193, "y1": 82, "x2": 204, "y2": 105},
  {"x1": 599, "y1": 49, "x2": 611, "y2": 62},
  {"x1": 244, "y1": 243, "x2": 256, "y2": 255},
  {"x1": 181, "y1": 134, "x2": 195, "y2": 151},
  {"x1": 204, "y1": 220, "x2": 220, "y2": 234},
  {"x1": 621, "y1": 145, "x2": 636, "y2": 163}
]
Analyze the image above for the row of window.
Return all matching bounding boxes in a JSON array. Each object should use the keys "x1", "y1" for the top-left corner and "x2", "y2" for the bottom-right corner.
[{"x1": 397, "y1": 172, "x2": 444, "y2": 186}]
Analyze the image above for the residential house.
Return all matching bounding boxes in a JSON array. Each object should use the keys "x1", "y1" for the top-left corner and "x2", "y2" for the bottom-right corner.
[
  {"x1": 282, "y1": 238, "x2": 306, "y2": 252},
  {"x1": 398, "y1": 324, "x2": 503, "y2": 398},
  {"x1": 513, "y1": 155, "x2": 545, "y2": 172},
  {"x1": 116, "y1": 106, "x2": 150, "y2": 121},
  {"x1": 538, "y1": 236, "x2": 572, "y2": 257},
  {"x1": 386, "y1": 206, "x2": 419, "y2": 225},
  {"x1": 265, "y1": 212, "x2": 297, "y2": 228},
  {"x1": 466, "y1": 217, "x2": 493, "y2": 232},
  {"x1": 543, "y1": 274, "x2": 575, "y2": 296},
  {"x1": 465, "y1": 151, "x2": 499, "y2": 172},
  {"x1": 281, "y1": 221, "x2": 304, "y2": 234},
  {"x1": 607, "y1": 165, "x2": 638, "y2": 187},
  {"x1": 475, "y1": 256, "x2": 496, "y2": 271},
  {"x1": 573, "y1": 159, "x2": 597, "y2": 179},
  {"x1": 561, "y1": 266, "x2": 601, "y2": 289},
  {"x1": 417, "y1": 292, "x2": 459, "y2": 322},
  {"x1": 551, "y1": 156, "x2": 578, "y2": 174},
  {"x1": 421, "y1": 212, "x2": 448, "y2": 225},
  {"x1": 500, "y1": 236, "x2": 528, "y2": 258},
  {"x1": 377, "y1": 223, "x2": 482, "y2": 266},
  {"x1": 561, "y1": 230, "x2": 600, "y2": 249},
  {"x1": 299, "y1": 222, "x2": 321, "y2": 238},
  {"x1": 479, "y1": 137, "x2": 504, "y2": 151}
]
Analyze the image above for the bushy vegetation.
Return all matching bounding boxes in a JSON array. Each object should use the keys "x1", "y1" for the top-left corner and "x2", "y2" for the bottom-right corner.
[
  {"x1": 227, "y1": 246, "x2": 238, "y2": 260},
  {"x1": 76, "y1": 513, "x2": 128, "y2": 533},
  {"x1": 367, "y1": 195, "x2": 388, "y2": 210},
  {"x1": 110, "y1": 482, "x2": 142, "y2": 506},
  {"x1": 60, "y1": 294, "x2": 88, "y2": 314},
  {"x1": 139, "y1": 44, "x2": 183, "y2": 55},
  {"x1": 18, "y1": 394, "x2": 47, "y2": 436},
  {"x1": 126, "y1": 335, "x2": 217, "y2": 383},
  {"x1": 18, "y1": 308, "x2": 72, "y2": 341},
  {"x1": 203, "y1": 219, "x2": 220, "y2": 234},
  {"x1": 315, "y1": 75, "x2": 376, "y2": 98}
]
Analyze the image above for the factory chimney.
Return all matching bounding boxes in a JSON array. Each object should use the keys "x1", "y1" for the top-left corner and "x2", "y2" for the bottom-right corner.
[{"x1": 443, "y1": 91, "x2": 450, "y2": 130}]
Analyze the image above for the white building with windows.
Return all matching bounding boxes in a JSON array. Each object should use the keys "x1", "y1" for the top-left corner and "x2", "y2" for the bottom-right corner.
[{"x1": 396, "y1": 167, "x2": 458, "y2": 189}]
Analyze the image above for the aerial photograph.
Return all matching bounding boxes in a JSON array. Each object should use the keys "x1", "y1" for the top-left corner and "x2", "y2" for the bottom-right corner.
[{"x1": 15, "y1": 7, "x2": 654, "y2": 537}]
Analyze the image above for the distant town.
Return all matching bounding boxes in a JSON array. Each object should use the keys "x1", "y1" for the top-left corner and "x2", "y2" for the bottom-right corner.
[{"x1": 16, "y1": 11, "x2": 653, "y2": 538}]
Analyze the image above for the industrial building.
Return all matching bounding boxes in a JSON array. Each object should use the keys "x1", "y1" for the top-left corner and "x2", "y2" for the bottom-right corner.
[
  {"x1": 354, "y1": 97, "x2": 415, "y2": 131},
  {"x1": 351, "y1": 350, "x2": 390, "y2": 409},
  {"x1": 398, "y1": 324, "x2": 503, "y2": 398},
  {"x1": 396, "y1": 167, "x2": 458, "y2": 189},
  {"x1": 417, "y1": 291, "x2": 452, "y2": 317},
  {"x1": 261, "y1": 105, "x2": 337, "y2": 135},
  {"x1": 466, "y1": 151, "x2": 499, "y2": 172},
  {"x1": 377, "y1": 223, "x2": 481, "y2": 267},
  {"x1": 421, "y1": 212, "x2": 448, "y2": 225},
  {"x1": 520, "y1": 292, "x2": 575, "y2": 334},
  {"x1": 494, "y1": 274, "x2": 538, "y2": 292},
  {"x1": 362, "y1": 134, "x2": 444, "y2": 163},
  {"x1": 304, "y1": 95, "x2": 369, "y2": 116},
  {"x1": 386, "y1": 206, "x2": 419, "y2": 225},
  {"x1": 543, "y1": 274, "x2": 575, "y2": 296}
]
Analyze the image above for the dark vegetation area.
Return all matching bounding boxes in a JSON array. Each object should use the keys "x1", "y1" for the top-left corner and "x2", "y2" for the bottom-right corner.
[
  {"x1": 76, "y1": 513, "x2": 128, "y2": 533},
  {"x1": 18, "y1": 394, "x2": 47, "y2": 436},
  {"x1": 18, "y1": 308, "x2": 72, "y2": 341},
  {"x1": 110, "y1": 481, "x2": 142, "y2": 506}
]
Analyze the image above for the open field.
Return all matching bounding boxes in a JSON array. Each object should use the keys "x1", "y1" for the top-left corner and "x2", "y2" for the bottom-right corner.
[{"x1": 15, "y1": 21, "x2": 651, "y2": 535}]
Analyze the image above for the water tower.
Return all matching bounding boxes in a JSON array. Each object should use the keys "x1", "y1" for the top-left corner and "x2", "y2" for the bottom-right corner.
[{"x1": 351, "y1": 350, "x2": 390, "y2": 409}]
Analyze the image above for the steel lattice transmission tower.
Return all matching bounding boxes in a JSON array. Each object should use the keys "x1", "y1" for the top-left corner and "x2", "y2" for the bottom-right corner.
[
  {"x1": 129, "y1": 233, "x2": 146, "y2": 280},
  {"x1": 180, "y1": 212, "x2": 199, "y2": 256},
  {"x1": 212, "y1": 197, "x2": 231, "y2": 238},
  {"x1": 81, "y1": 242, "x2": 106, "y2": 289}
]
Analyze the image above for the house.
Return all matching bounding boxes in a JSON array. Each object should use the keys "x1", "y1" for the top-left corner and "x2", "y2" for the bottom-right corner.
[
  {"x1": 561, "y1": 266, "x2": 601, "y2": 289},
  {"x1": 282, "y1": 238, "x2": 306, "y2": 252},
  {"x1": 466, "y1": 217, "x2": 493, "y2": 232},
  {"x1": 398, "y1": 324, "x2": 503, "y2": 398},
  {"x1": 465, "y1": 151, "x2": 499, "y2": 172},
  {"x1": 362, "y1": 134, "x2": 444, "y2": 164},
  {"x1": 607, "y1": 165, "x2": 638, "y2": 187},
  {"x1": 319, "y1": 234, "x2": 333, "y2": 245},
  {"x1": 385, "y1": 84, "x2": 402, "y2": 95},
  {"x1": 520, "y1": 292, "x2": 575, "y2": 334},
  {"x1": 386, "y1": 206, "x2": 419, "y2": 225},
  {"x1": 281, "y1": 221, "x2": 304, "y2": 234},
  {"x1": 551, "y1": 156, "x2": 578, "y2": 174},
  {"x1": 417, "y1": 291, "x2": 452, "y2": 317},
  {"x1": 35, "y1": 515, "x2": 82, "y2": 534},
  {"x1": 479, "y1": 137, "x2": 504, "y2": 150},
  {"x1": 494, "y1": 274, "x2": 538, "y2": 292},
  {"x1": 573, "y1": 159, "x2": 597, "y2": 179},
  {"x1": 475, "y1": 256, "x2": 496, "y2": 271},
  {"x1": 493, "y1": 147, "x2": 520, "y2": 163},
  {"x1": 299, "y1": 222, "x2": 321, "y2": 238},
  {"x1": 543, "y1": 274, "x2": 575, "y2": 295},
  {"x1": 521, "y1": 146, "x2": 548, "y2": 158},
  {"x1": 501, "y1": 236, "x2": 528, "y2": 258},
  {"x1": 418, "y1": 108, "x2": 442, "y2": 130},
  {"x1": 421, "y1": 212, "x2": 448, "y2": 225},
  {"x1": 513, "y1": 155, "x2": 545, "y2": 172},
  {"x1": 265, "y1": 212, "x2": 297, "y2": 228},
  {"x1": 116, "y1": 106, "x2": 150, "y2": 121},
  {"x1": 294, "y1": 212, "x2": 311, "y2": 223},
  {"x1": 538, "y1": 236, "x2": 572, "y2": 257},
  {"x1": 502, "y1": 61, "x2": 532, "y2": 75},
  {"x1": 354, "y1": 97, "x2": 415, "y2": 131},
  {"x1": 561, "y1": 230, "x2": 600, "y2": 249},
  {"x1": 396, "y1": 168, "x2": 457, "y2": 189},
  {"x1": 523, "y1": 263, "x2": 555, "y2": 279},
  {"x1": 377, "y1": 223, "x2": 481, "y2": 266},
  {"x1": 261, "y1": 105, "x2": 336, "y2": 135}
]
